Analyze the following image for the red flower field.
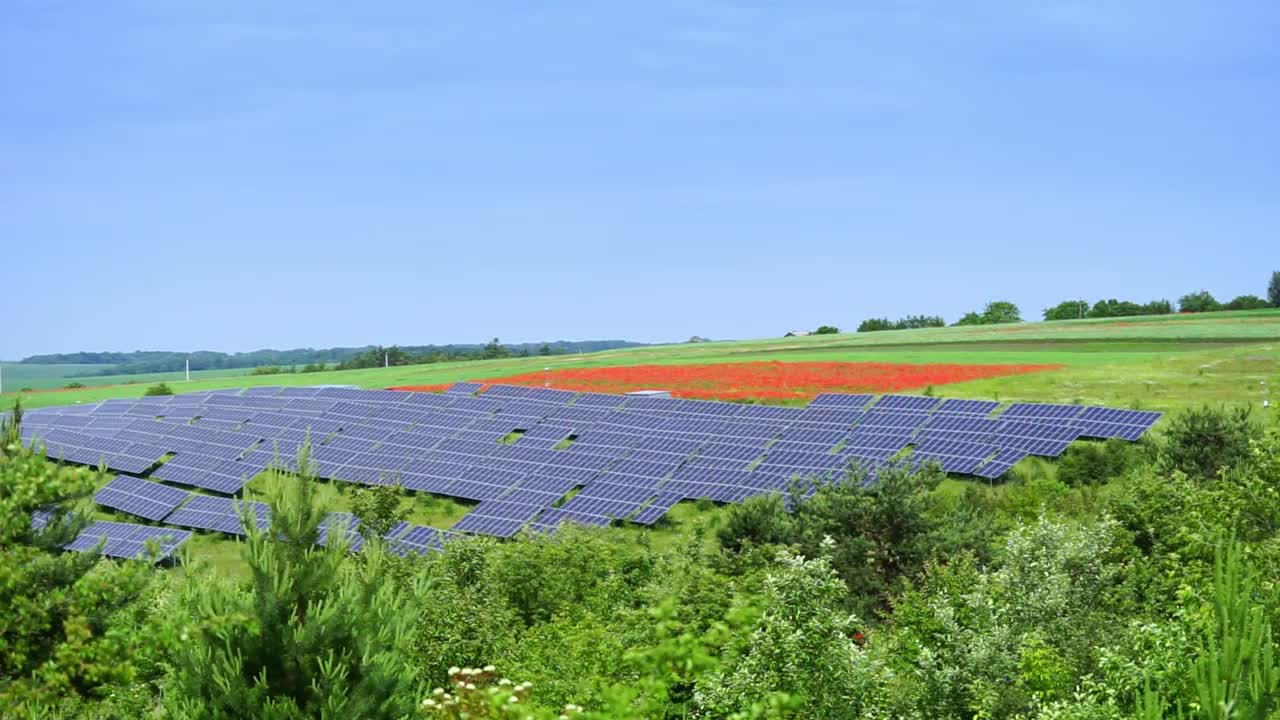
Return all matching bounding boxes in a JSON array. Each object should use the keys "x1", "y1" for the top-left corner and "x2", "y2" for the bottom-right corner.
[{"x1": 390, "y1": 360, "x2": 1061, "y2": 402}]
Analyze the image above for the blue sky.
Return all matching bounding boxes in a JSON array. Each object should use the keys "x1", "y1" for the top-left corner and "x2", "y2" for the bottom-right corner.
[{"x1": 3, "y1": 1, "x2": 1277, "y2": 357}]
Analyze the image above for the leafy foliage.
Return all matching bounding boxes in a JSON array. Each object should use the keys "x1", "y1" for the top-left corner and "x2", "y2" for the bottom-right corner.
[
  {"x1": 165, "y1": 456, "x2": 423, "y2": 719},
  {"x1": 0, "y1": 404, "x2": 157, "y2": 715},
  {"x1": 719, "y1": 463, "x2": 946, "y2": 614},
  {"x1": 1056, "y1": 439, "x2": 1140, "y2": 487},
  {"x1": 955, "y1": 301, "x2": 1023, "y2": 326},
  {"x1": 1156, "y1": 405, "x2": 1256, "y2": 481},
  {"x1": 1044, "y1": 298, "x2": 1173, "y2": 320},
  {"x1": 143, "y1": 382, "x2": 174, "y2": 396},
  {"x1": 349, "y1": 483, "x2": 409, "y2": 541},
  {"x1": 1223, "y1": 294, "x2": 1271, "y2": 311},
  {"x1": 814, "y1": 325, "x2": 840, "y2": 335},
  {"x1": 1270, "y1": 271, "x2": 1280, "y2": 307},
  {"x1": 857, "y1": 315, "x2": 946, "y2": 332},
  {"x1": 1179, "y1": 290, "x2": 1222, "y2": 313}
]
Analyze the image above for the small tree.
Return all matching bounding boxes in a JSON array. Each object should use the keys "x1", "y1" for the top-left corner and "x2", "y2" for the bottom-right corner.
[
  {"x1": 1043, "y1": 300, "x2": 1089, "y2": 321},
  {"x1": 537, "y1": 343, "x2": 552, "y2": 356},
  {"x1": 953, "y1": 311, "x2": 984, "y2": 326},
  {"x1": 0, "y1": 403, "x2": 157, "y2": 712},
  {"x1": 1179, "y1": 290, "x2": 1221, "y2": 313},
  {"x1": 695, "y1": 546, "x2": 859, "y2": 717},
  {"x1": 144, "y1": 382, "x2": 174, "y2": 396},
  {"x1": 166, "y1": 450, "x2": 423, "y2": 718},
  {"x1": 895, "y1": 314, "x2": 945, "y2": 329},
  {"x1": 1269, "y1": 271, "x2": 1280, "y2": 307},
  {"x1": 857, "y1": 318, "x2": 895, "y2": 332},
  {"x1": 814, "y1": 325, "x2": 840, "y2": 335},
  {"x1": 482, "y1": 338, "x2": 510, "y2": 360},
  {"x1": 981, "y1": 300, "x2": 1022, "y2": 324},
  {"x1": 350, "y1": 483, "x2": 409, "y2": 541}
]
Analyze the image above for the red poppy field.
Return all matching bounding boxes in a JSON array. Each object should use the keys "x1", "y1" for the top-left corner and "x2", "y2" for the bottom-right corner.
[{"x1": 390, "y1": 360, "x2": 1062, "y2": 402}]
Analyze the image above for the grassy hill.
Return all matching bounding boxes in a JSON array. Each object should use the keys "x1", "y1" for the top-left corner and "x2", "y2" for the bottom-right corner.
[{"x1": 7, "y1": 310, "x2": 1277, "y2": 412}]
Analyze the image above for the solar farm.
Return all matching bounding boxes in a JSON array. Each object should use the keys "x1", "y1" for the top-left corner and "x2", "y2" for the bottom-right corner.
[{"x1": 14, "y1": 382, "x2": 1159, "y2": 563}]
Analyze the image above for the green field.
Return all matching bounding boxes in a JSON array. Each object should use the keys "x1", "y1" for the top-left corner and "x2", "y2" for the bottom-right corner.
[
  {"x1": 0, "y1": 362, "x2": 251, "y2": 391},
  {"x1": 6, "y1": 310, "x2": 1277, "y2": 413}
]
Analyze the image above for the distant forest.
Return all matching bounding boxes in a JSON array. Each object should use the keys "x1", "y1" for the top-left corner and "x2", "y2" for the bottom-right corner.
[{"x1": 21, "y1": 340, "x2": 645, "y2": 376}]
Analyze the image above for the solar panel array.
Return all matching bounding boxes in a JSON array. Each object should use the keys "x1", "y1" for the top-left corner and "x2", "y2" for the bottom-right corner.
[
  {"x1": 20, "y1": 384, "x2": 1161, "y2": 540},
  {"x1": 63, "y1": 521, "x2": 190, "y2": 561}
]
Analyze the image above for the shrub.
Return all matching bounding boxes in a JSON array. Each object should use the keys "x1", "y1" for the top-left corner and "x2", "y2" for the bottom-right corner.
[
  {"x1": 1270, "y1": 271, "x2": 1280, "y2": 307},
  {"x1": 143, "y1": 383, "x2": 174, "y2": 396},
  {"x1": 814, "y1": 325, "x2": 839, "y2": 335},
  {"x1": 1156, "y1": 406, "x2": 1256, "y2": 481},
  {"x1": 1056, "y1": 440, "x2": 1138, "y2": 487},
  {"x1": 695, "y1": 546, "x2": 857, "y2": 717},
  {"x1": 63, "y1": 381, "x2": 85, "y2": 389},
  {"x1": 249, "y1": 365, "x2": 288, "y2": 375},
  {"x1": 716, "y1": 493, "x2": 792, "y2": 553}
]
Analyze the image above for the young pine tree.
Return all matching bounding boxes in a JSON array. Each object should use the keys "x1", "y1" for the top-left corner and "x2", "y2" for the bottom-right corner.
[
  {"x1": 166, "y1": 448, "x2": 424, "y2": 719},
  {"x1": 0, "y1": 402, "x2": 156, "y2": 714}
]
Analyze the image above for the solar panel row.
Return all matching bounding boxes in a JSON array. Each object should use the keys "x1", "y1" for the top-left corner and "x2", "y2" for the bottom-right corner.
[{"x1": 22, "y1": 386, "x2": 1160, "y2": 535}]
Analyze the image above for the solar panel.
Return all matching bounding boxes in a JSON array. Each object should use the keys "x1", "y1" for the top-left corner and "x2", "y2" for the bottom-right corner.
[
  {"x1": 1001, "y1": 403, "x2": 1086, "y2": 421},
  {"x1": 810, "y1": 393, "x2": 874, "y2": 409},
  {"x1": 163, "y1": 495, "x2": 271, "y2": 536},
  {"x1": 25, "y1": 387, "x2": 1157, "y2": 531},
  {"x1": 872, "y1": 395, "x2": 943, "y2": 412},
  {"x1": 975, "y1": 448, "x2": 1028, "y2": 478},
  {"x1": 386, "y1": 524, "x2": 455, "y2": 556},
  {"x1": 65, "y1": 521, "x2": 190, "y2": 561},
  {"x1": 31, "y1": 508, "x2": 54, "y2": 532},
  {"x1": 452, "y1": 500, "x2": 544, "y2": 537},
  {"x1": 631, "y1": 493, "x2": 682, "y2": 524},
  {"x1": 562, "y1": 392, "x2": 624, "y2": 409},
  {"x1": 93, "y1": 476, "x2": 190, "y2": 521},
  {"x1": 935, "y1": 398, "x2": 1000, "y2": 416}
]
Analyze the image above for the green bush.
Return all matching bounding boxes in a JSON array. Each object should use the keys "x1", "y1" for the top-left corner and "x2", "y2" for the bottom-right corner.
[
  {"x1": 1156, "y1": 405, "x2": 1256, "y2": 481},
  {"x1": 143, "y1": 382, "x2": 174, "y2": 396},
  {"x1": 813, "y1": 325, "x2": 840, "y2": 334},
  {"x1": 62, "y1": 381, "x2": 85, "y2": 389},
  {"x1": 248, "y1": 365, "x2": 290, "y2": 375},
  {"x1": 1056, "y1": 440, "x2": 1138, "y2": 487}
]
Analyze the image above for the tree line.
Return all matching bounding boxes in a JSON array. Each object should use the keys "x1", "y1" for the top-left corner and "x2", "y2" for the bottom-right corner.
[
  {"x1": 4, "y1": 399, "x2": 1280, "y2": 718},
  {"x1": 334, "y1": 339, "x2": 575, "y2": 370},
  {"x1": 849, "y1": 271, "x2": 1279, "y2": 333},
  {"x1": 20, "y1": 340, "x2": 643, "y2": 376}
]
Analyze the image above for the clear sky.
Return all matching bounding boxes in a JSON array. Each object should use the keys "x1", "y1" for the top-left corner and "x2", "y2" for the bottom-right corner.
[{"x1": 3, "y1": 1, "x2": 1277, "y2": 358}]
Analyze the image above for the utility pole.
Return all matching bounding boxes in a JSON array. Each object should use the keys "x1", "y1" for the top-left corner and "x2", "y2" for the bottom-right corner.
[
  {"x1": 544, "y1": 367, "x2": 551, "y2": 388},
  {"x1": 385, "y1": 351, "x2": 389, "y2": 368},
  {"x1": 185, "y1": 357, "x2": 191, "y2": 382}
]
